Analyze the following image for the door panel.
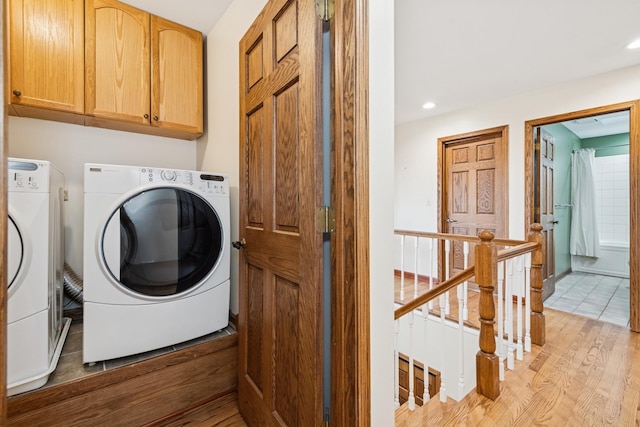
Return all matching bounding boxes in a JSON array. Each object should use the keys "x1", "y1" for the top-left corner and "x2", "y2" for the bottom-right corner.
[
  {"x1": 536, "y1": 128, "x2": 556, "y2": 298},
  {"x1": 441, "y1": 128, "x2": 507, "y2": 279},
  {"x1": 150, "y1": 16, "x2": 203, "y2": 134},
  {"x1": 9, "y1": 0, "x2": 84, "y2": 113},
  {"x1": 86, "y1": 0, "x2": 150, "y2": 123},
  {"x1": 238, "y1": 0, "x2": 322, "y2": 425}
]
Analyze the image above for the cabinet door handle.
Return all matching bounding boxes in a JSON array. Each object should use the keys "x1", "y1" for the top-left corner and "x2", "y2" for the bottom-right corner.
[
  {"x1": 144, "y1": 114, "x2": 149, "y2": 119},
  {"x1": 153, "y1": 116, "x2": 159, "y2": 121},
  {"x1": 12, "y1": 90, "x2": 21, "y2": 97}
]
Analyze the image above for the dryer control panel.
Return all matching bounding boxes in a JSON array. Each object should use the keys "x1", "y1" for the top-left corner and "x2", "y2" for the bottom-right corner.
[
  {"x1": 140, "y1": 168, "x2": 228, "y2": 196},
  {"x1": 141, "y1": 168, "x2": 194, "y2": 186}
]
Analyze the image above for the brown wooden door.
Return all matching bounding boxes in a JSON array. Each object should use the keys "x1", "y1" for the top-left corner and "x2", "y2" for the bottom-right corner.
[
  {"x1": 85, "y1": 0, "x2": 150, "y2": 124},
  {"x1": 238, "y1": 0, "x2": 322, "y2": 425},
  {"x1": 441, "y1": 127, "x2": 507, "y2": 278},
  {"x1": 150, "y1": 15, "x2": 203, "y2": 135},
  {"x1": 8, "y1": 0, "x2": 84, "y2": 114},
  {"x1": 536, "y1": 127, "x2": 556, "y2": 298}
]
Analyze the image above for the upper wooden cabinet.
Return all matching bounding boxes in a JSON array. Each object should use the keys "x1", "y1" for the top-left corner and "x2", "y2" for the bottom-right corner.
[
  {"x1": 151, "y1": 16, "x2": 203, "y2": 136},
  {"x1": 85, "y1": 0, "x2": 150, "y2": 124},
  {"x1": 7, "y1": 0, "x2": 203, "y2": 140},
  {"x1": 7, "y1": 0, "x2": 85, "y2": 121},
  {"x1": 85, "y1": 0, "x2": 203, "y2": 139}
]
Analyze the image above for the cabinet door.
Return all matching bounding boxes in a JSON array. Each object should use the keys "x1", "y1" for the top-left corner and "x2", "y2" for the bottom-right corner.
[
  {"x1": 8, "y1": 0, "x2": 84, "y2": 114},
  {"x1": 151, "y1": 16, "x2": 203, "y2": 136},
  {"x1": 85, "y1": 0, "x2": 150, "y2": 124}
]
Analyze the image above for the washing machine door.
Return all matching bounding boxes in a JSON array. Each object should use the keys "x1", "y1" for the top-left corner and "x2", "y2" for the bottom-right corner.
[
  {"x1": 102, "y1": 187, "x2": 223, "y2": 297},
  {"x1": 7, "y1": 215, "x2": 25, "y2": 295}
]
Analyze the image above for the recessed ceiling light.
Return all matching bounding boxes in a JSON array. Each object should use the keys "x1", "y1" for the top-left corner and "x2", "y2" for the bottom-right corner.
[
  {"x1": 627, "y1": 39, "x2": 640, "y2": 49},
  {"x1": 422, "y1": 102, "x2": 436, "y2": 109}
]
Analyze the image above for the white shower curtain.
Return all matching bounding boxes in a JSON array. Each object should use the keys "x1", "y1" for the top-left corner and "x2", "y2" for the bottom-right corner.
[{"x1": 570, "y1": 148, "x2": 600, "y2": 257}]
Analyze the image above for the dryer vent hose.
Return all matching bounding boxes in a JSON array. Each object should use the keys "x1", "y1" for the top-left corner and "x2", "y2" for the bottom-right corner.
[{"x1": 63, "y1": 262, "x2": 84, "y2": 304}]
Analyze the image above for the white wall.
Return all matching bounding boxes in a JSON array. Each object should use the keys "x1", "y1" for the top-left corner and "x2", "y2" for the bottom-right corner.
[
  {"x1": 8, "y1": 117, "x2": 196, "y2": 278},
  {"x1": 395, "y1": 64, "x2": 640, "y2": 240},
  {"x1": 369, "y1": 0, "x2": 396, "y2": 425},
  {"x1": 199, "y1": 0, "x2": 267, "y2": 315}
]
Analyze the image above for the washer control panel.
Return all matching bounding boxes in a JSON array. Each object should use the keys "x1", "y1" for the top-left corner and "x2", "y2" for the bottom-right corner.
[{"x1": 8, "y1": 160, "x2": 47, "y2": 192}]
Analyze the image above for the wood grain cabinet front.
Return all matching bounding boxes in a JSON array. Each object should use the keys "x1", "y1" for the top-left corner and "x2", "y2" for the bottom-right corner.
[
  {"x1": 7, "y1": 0, "x2": 85, "y2": 123},
  {"x1": 85, "y1": 0, "x2": 203, "y2": 140},
  {"x1": 6, "y1": 0, "x2": 203, "y2": 140},
  {"x1": 150, "y1": 15, "x2": 204, "y2": 137}
]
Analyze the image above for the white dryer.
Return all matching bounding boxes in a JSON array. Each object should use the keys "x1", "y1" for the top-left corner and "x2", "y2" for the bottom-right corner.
[
  {"x1": 7, "y1": 158, "x2": 70, "y2": 396},
  {"x1": 83, "y1": 163, "x2": 230, "y2": 363}
]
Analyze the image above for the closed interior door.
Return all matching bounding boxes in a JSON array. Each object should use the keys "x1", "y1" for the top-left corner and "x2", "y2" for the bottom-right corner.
[
  {"x1": 440, "y1": 127, "x2": 508, "y2": 280},
  {"x1": 238, "y1": 0, "x2": 323, "y2": 425}
]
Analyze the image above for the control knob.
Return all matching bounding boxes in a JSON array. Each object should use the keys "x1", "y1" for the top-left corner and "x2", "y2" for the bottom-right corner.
[{"x1": 161, "y1": 170, "x2": 177, "y2": 181}]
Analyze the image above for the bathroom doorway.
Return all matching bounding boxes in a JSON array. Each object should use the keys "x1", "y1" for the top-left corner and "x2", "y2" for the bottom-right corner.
[
  {"x1": 524, "y1": 100, "x2": 640, "y2": 332},
  {"x1": 538, "y1": 111, "x2": 630, "y2": 326}
]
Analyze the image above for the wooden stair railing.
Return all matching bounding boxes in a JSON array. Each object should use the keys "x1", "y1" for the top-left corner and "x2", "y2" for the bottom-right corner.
[{"x1": 393, "y1": 224, "x2": 544, "y2": 404}]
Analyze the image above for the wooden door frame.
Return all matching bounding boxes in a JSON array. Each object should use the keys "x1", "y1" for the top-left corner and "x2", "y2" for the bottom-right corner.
[
  {"x1": 437, "y1": 125, "x2": 509, "y2": 236},
  {"x1": 524, "y1": 100, "x2": 640, "y2": 333},
  {"x1": 331, "y1": 0, "x2": 371, "y2": 425},
  {"x1": 436, "y1": 126, "x2": 509, "y2": 280}
]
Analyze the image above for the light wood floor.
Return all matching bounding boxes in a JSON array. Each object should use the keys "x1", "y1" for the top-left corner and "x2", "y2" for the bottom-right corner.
[
  {"x1": 151, "y1": 392, "x2": 247, "y2": 426},
  {"x1": 395, "y1": 307, "x2": 640, "y2": 426},
  {"x1": 395, "y1": 275, "x2": 508, "y2": 332}
]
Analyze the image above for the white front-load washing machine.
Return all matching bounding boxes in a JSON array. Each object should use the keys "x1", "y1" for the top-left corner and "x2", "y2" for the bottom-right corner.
[
  {"x1": 82, "y1": 163, "x2": 230, "y2": 363},
  {"x1": 7, "y1": 157, "x2": 70, "y2": 396}
]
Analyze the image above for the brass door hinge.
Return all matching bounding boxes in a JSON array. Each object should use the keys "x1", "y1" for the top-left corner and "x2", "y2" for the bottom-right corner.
[
  {"x1": 316, "y1": 206, "x2": 336, "y2": 233},
  {"x1": 316, "y1": 0, "x2": 335, "y2": 21}
]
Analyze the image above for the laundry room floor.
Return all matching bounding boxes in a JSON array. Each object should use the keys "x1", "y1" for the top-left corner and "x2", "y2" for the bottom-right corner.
[{"x1": 42, "y1": 319, "x2": 236, "y2": 389}]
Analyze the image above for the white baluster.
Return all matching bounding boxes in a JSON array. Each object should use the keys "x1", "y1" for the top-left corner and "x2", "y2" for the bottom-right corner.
[
  {"x1": 457, "y1": 283, "x2": 464, "y2": 397},
  {"x1": 422, "y1": 302, "x2": 430, "y2": 403},
  {"x1": 516, "y1": 256, "x2": 524, "y2": 361},
  {"x1": 524, "y1": 253, "x2": 532, "y2": 352},
  {"x1": 462, "y1": 242, "x2": 469, "y2": 321},
  {"x1": 439, "y1": 294, "x2": 447, "y2": 402},
  {"x1": 497, "y1": 260, "x2": 505, "y2": 381},
  {"x1": 506, "y1": 258, "x2": 515, "y2": 370},
  {"x1": 400, "y1": 235, "x2": 405, "y2": 301},
  {"x1": 428, "y1": 238, "x2": 434, "y2": 311},
  {"x1": 394, "y1": 319, "x2": 400, "y2": 408},
  {"x1": 414, "y1": 236, "x2": 419, "y2": 299},
  {"x1": 408, "y1": 312, "x2": 416, "y2": 410},
  {"x1": 444, "y1": 240, "x2": 450, "y2": 315}
]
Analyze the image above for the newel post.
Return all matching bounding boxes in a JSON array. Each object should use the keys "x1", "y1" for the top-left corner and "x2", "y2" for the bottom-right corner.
[
  {"x1": 528, "y1": 223, "x2": 545, "y2": 345},
  {"x1": 475, "y1": 230, "x2": 499, "y2": 400}
]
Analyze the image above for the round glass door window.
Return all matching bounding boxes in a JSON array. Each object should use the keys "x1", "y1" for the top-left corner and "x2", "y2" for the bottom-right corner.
[
  {"x1": 102, "y1": 188, "x2": 223, "y2": 297},
  {"x1": 7, "y1": 216, "x2": 24, "y2": 292}
]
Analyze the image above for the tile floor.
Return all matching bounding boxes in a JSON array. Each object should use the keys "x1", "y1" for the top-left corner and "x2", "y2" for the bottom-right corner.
[{"x1": 545, "y1": 272, "x2": 630, "y2": 327}]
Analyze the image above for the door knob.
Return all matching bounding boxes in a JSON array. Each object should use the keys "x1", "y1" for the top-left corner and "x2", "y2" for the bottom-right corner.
[
  {"x1": 552, "y1": 220, "x2": 559, "y2": 224},
  {"x1": 446, "y1": 217, "x2": 457, "y2": 223},
  {"x1": 232, "y1": 238, "x2": 246, "y2": 250}
]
